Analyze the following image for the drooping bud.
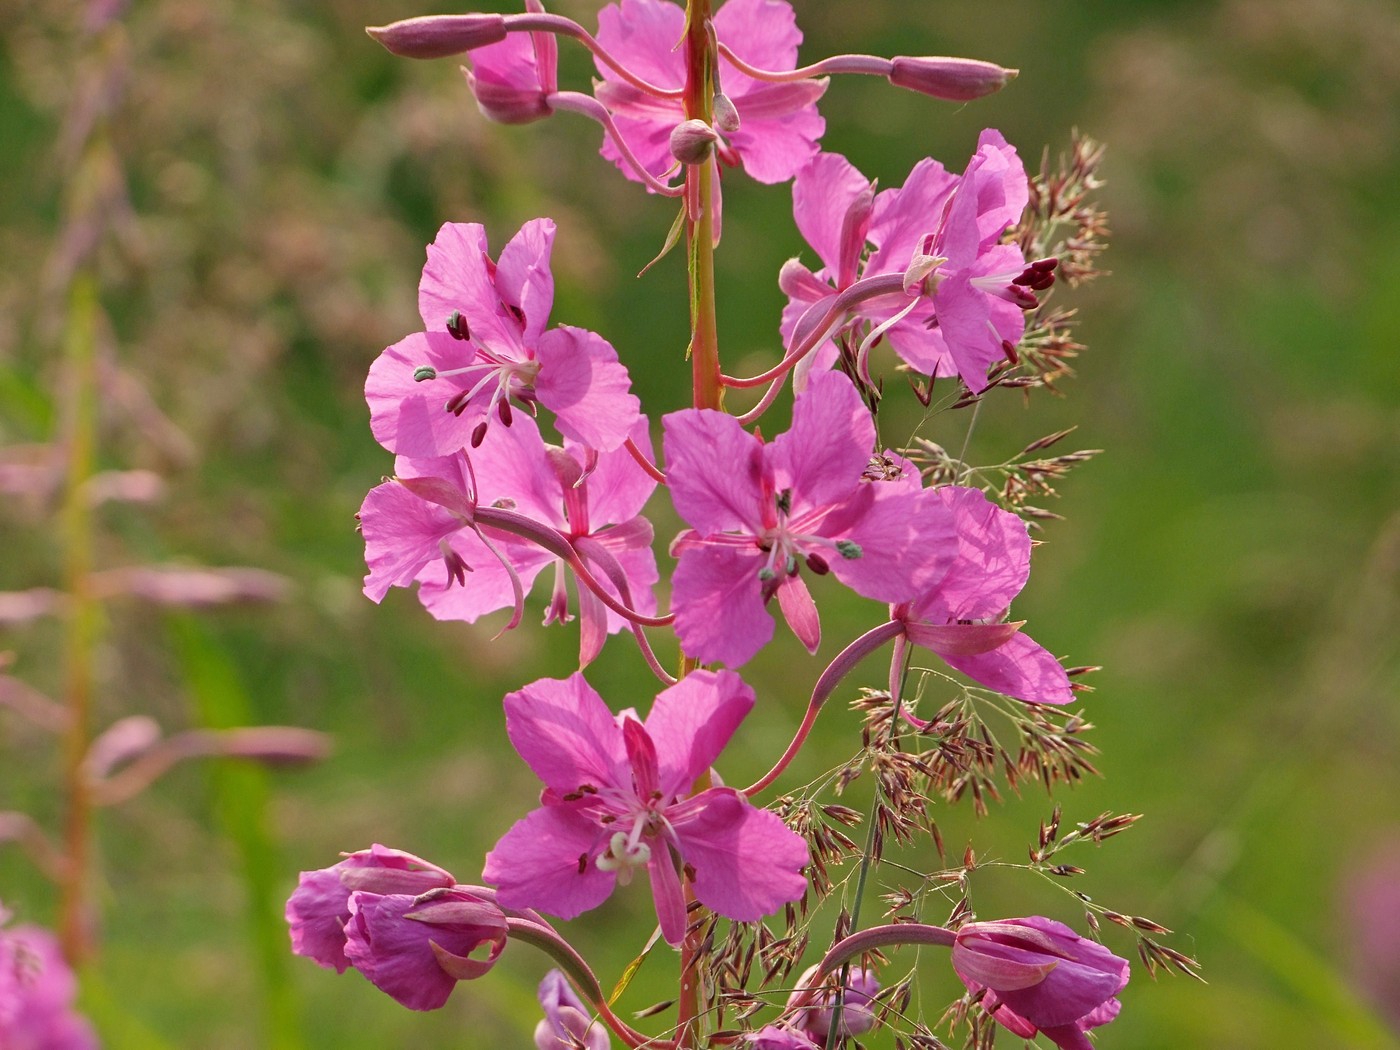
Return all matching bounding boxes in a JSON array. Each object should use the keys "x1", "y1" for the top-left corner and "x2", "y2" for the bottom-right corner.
[
  {"x1": 669, "y1": 119, "x2": 721, "y2": 165},
  {"x1": 888, "y1": 56, "x2": 1018, "y2": 102},
  {"x1": 712, "y1": 92, "x2": 740, "y2": 134},
  {"x1": 366, "y1": 14, "x2": 508, "y2": 60}
]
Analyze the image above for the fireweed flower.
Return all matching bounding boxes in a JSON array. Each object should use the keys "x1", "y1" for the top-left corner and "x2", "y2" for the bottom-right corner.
[
  {"x1": 359, "y1": 413, "x2": 658, "y2": 664},
  {"x1": 592, "y1": 0, "x2": 826, "y2": 186},
  {"x1": 747, "y1": 1027, "x2": 818, "y2": 1050},
  {"x1": 664, "y1": 370, "x2": 953, "y2": 667},
  {"x1": 950, "y1": 917, "x2": 1129, "y2": 1050},
  {"x1": 896, "y1": 486, "x2": 1073, "y2": 705},
  {"x1": 366, "y1": 218, "x2": 640, "y2": 457},
  {"x1": 286, "y1": 844, "x2": 457, "y2": 973},
  {"x1": 535, "y1": 969, "x2": 610, "y2": 1050},
  {"x1": 462, "y1": 2, "x2": 556, "y2": 125},
  {"x1": 778, "y1": 132, "x2": 1053, "y2": 394},
  {"x1": 0, "y1": 906, "x2": 98, "y2": 1050},
  {"x1": 285, "y1": 846, "x2": 508, "y2": 1011},
  {"x1": 483, "y1": 671, "x2": 808, "y2": 946}
]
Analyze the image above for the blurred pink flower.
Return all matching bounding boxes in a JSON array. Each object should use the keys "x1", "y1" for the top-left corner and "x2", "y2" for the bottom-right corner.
[
  {"x1": 483, "y1": 670, "x2": 808, "y2": 945},
  {"x1": 0, "y1": 908, "x2": 98, "y2": 1050},
  {"x1": 951, "y1": 917, "x2": 1129, "y2": 1050},
  {"x1": 1344, "y1": 838, "x2": 1400, "y2": 1029},
  {"x1": 785, "y1": 964, "x2": 880, "y2": 1042}
]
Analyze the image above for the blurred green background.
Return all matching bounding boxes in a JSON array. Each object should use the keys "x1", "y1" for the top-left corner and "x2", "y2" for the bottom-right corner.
[{"x1": 2, "y1": 0, "x2": 1398, "y2": 1046}]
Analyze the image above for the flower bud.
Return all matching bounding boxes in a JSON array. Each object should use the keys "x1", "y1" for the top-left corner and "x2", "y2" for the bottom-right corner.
[
  {"x1": 669, "y1": 119, "x2": 720, "y2": 165},
  {"x1": 712, "y1": 92, "x2": 741, "y2": 134},
  {"x1": 366, "y1": 14, "x2": 508, "y2": 59},
  {"x1": 888, "y1": 56, "x2": 1018, "y2": 102}
]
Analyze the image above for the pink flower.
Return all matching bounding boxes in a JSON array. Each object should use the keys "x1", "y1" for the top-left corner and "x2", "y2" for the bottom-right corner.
[
  {"x1": 359, "y1": 413, "x2": 658, "y2": 665},
  {"x1": 344, "y1": 886, "x2": 508, "y2": 1011},
  {"x1": 896, "y1": 486, "x2": 1073, "y2": 705},
  {"x1": 780, "y1": 134, "x2": 1051, "y2": 395},
  {"x1": 482, "y1": 671, "x2": 808, "y2": 946},
  {"x1": 0, "y1": 911, "x2": 97, "y2": 1050},
  {"x1": 747, "y1": 1027, "x2": 818, "y2": 1050},
  {"x1": 593, "y1": 0, "x2": 826, "y2": 186},
  {"x1": 285, "y1": 844, "x2": 456, "y2": 973},
  {"x1": 867, "y1": 129, "x2": 1041, "y2": 391},
  {"x1": 951, "y1": 917, "x2": 1129, "y2": 1050},
  {"x1": 664, "y1": 370, "x2": 952, "y2": 667},
  {"x1": 366, "y1": 219, "x2": 639, "y2": 457},
  {"x1": 535, "y1": 969, "x2": 610, "y2": 1050}
]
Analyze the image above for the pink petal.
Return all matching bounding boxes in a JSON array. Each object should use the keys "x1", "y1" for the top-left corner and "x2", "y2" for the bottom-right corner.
[
  {"x1": 903, "y1": 621, "x2": 1023, "y2": 658},
  {"x1": 663, "y1": 409, "x2": 765, "y2": 535},
  {"x1": 867, "y1": 157, "x2": 957, "y2": 278},
  {"x1": 770, "y1": 370, "x2": 872, "y2": 509},
  {"x1": 911, "y1": 486, "x2": 1030, "y2": 623},
  {"x1": 418, "y1": 222, "x2": 520, "y2": 353},
  {"x1": 643, "y1": 669, "x2": 755, "y2": 797},
  {"x1": 464, "y1": 411, "x2": 565, "y2": 525},
  {"x1": 360, "y1": 479, "x2": 464, "y2": 602},
  {"x1": 366, "y1": 330, "x2": 478, "y2": 457},
  {"x1": 794, "y1": 154, "x2": 871, "y2": 275},
  {"x1": 535, "y1": 325, "x2": 640, "y2": 452},
  {"x1": 942, "y1": 632, "x2": 1074, "y2": 705},
  {"x1": 713, "y1": 0, "x2": 802, "y2": 98},
  {"x1": 775, "y1": 571, "x2": 821, "y2": 653},
  {"x1": 669, "y1": 787, "x2": 808, "y2": 922},
  {"x1": 571, "y1": 417, "x2": 658, "y2": 525},
  {"x1": 495, "y1": 218, "x2": 557, "y2": 345},
  {"x1": 930, "y1": 272, "x2": 1017, "y2": 393},
  {"x1": 595, "y1": 0, "x2": 687, "y2": 91},
  {"x1": 484, "y1": 805, "x2": 617, "y2": 919},
  {"x1": 647, "y1": 842, "x2": 688, "y2": 947},
  {"x1": 671, "y1": 544, "x2": 774, "y2": 668},
  {"x1": 415, "y1": 533, "x2": 553, "y2": 623},
  {"x1": 503, "y1": 673, "x2": 629, "y2": 794},
  {"x1": 726, "y1": 81, "x2": 826, "y2": 184},
  {"x1": 824, "y1": 486, "x2": 949, "y2": 602}
]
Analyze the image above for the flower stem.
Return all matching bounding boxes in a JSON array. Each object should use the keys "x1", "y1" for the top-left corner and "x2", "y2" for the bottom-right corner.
[
  {"x1": 684, "y1": 0, "x2": 721, "y2": 414},
  {"x1": 58, "y1": 272, "x2": 100, "y2": 965}
]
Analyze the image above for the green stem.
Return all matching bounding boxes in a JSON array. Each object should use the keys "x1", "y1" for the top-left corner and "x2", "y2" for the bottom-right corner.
[
  {"x1": 684, "y1": 0, "x2": 721, "y2": 413},
  {"x1": 58, "y1": 273, "x2": 100, "y2": 965}
]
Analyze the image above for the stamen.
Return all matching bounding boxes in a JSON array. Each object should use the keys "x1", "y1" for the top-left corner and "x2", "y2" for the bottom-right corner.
[
  {"x1": 413, "y1": 365, "x2": 437, "y2": 382},
  {"x1": 471, "y1": 421, "x2": 489, "y2": 447},
  {"x1": 446, "y1": 310, "x2": 470, "y2": 340},
  {"x1": 835, "y1": 540, "x2": 863, "y2": 559}
]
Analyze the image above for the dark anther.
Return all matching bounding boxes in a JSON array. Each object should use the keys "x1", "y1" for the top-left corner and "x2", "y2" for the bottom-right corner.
[
  {"x1": 471, "y1": 421, "x2": 489, "y2": 447},
  {"x1": 775, "y1": 489, "x2": 792, "y2": 515},
  {"x1": 497, "y1": 398, "x2": 513, "y2": 426},
  {"x1": 446, "y1": 310, "x2": 470, "y2": 340},
  {"x1": 805, "y1": 553, "x2": 830, "y2": 575},
  {"x1": 445, "y1": 390, "x2": 472, "y2": 415},
  {"x1": 1002, "y1": 339, "x2": 1020, "y2": 365},
  {"x1": 577, "y1": 853, "x2": 589, "y2": 874}
]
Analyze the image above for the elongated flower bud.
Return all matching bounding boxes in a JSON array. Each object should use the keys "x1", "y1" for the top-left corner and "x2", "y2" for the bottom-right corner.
[
  {"x1": 366, "y1": 15, "x2": 508, "y2": 59},
  {"x1": 888, "y1": 56, "x2": 1017, "y2": 101}
]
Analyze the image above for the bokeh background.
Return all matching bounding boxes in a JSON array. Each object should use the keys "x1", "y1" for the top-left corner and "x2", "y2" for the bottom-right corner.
[{"x1": 2, "y1": 0, "x2": 1399, "y2": 1046}]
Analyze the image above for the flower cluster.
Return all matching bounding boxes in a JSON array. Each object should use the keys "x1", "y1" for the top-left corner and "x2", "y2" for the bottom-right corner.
[{"x1": 287, "y1": 1, "x2": 1153, "y2": 1047}]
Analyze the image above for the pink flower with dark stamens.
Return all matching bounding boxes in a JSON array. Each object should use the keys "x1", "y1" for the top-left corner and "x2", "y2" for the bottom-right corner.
[
  {"x1": 896, "y1": 486, "x2": 1072, "y2": 705},
  {"x1": 483, "y1": 671, "x2": 808, "y2": 946},
  {"x1": 951, "y1": 917, "x2": 1129, "y2": 1050},
  {"x1": 593, "y1": 0, "x2": 826, "y2": 186},
  {"x1": 664, "y1": 370, "x2": 951, "y2": 667},
  {"x1": 867, "y1": 129, "x2": 1043, "y2": 391},
  {"x1": 367, "y1": 219, "x2": 639, "y2": 457},
  {"x1": 359, "y1": 414, "x2": 658, "y2": 665},
  {"x1": 780, "y1": 134, "x2": 1053, "y2": 394}
]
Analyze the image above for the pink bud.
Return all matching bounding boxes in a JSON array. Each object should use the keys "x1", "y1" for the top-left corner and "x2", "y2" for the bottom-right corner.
[
  {"x1": 888, "y1": 56, "x2": 1018, "y2": 102},
  {"x1": 712, "y1": 92, "x2": 740, "y2": 134},
  {"x1": 669, "y1": 119, "x2": 720, "y2": 165},
  {"x1": 366, "y1": 14, "x2": 508, "y2": 59}
]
